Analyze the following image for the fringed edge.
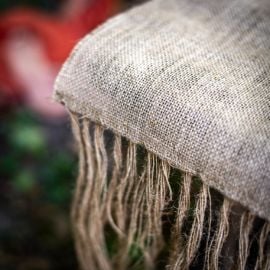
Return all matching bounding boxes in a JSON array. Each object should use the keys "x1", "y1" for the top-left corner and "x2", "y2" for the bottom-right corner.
[{"x1": 69, "y1": 113, "x2": 270, "y2": 270}]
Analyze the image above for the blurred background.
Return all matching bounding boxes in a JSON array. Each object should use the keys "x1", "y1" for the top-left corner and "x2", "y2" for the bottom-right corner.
[{"x1": 0, "y1": 0, "x2": 143, "y2": 269}]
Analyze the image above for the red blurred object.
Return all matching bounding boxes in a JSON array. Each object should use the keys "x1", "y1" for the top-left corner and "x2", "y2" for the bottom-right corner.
[{"x1": 0, "y1": 0, "x2": 117, "y2": 116}]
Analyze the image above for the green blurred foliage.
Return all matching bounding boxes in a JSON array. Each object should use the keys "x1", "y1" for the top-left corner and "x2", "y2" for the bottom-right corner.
[
  {"x1": 0, "y1": 108, "x2": 77, "y2": 270},
  {"x1": 13, "y1": 169, "x2": 35, "y2": 193}
]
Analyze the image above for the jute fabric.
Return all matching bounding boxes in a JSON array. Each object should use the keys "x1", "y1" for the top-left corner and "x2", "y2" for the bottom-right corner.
[{"x1": 54, "y1": 0, "x2": 270, "y2": 221}]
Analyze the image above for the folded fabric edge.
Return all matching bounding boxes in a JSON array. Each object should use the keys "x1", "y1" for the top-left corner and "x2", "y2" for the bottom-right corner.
[
  {"x1": 54, "y1": 84, "x2": 270, "y2": 224},
  {"x1": 52, "y1": 12, "x2": 270, "y2": 223}
]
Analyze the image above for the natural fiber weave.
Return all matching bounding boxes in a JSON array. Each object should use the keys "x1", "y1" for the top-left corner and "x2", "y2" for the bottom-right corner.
[
  {"x1": 64, "y1": 114, "x2": 269, "y2": 269},
  {"x1": 53, "y1": 0, "x2": 270, "y2": 268},
  {"x1": 54, "y1": 0, "x2": 270, "y2": 222}
]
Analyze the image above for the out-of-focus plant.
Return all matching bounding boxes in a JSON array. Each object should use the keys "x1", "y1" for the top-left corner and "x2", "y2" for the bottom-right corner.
[{"x1": 0, "y1": 108, "x2": 77, "y2": 269}]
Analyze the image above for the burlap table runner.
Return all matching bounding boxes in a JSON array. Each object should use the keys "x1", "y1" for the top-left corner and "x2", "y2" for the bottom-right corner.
[{"x1": 54, "y1": 0, "x2": 270, "y2": 269}]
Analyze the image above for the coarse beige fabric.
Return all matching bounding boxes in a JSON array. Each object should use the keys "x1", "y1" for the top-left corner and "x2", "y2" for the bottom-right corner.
[{"x1": 54, "y1": 0, "x2": 270, "y2": 222}]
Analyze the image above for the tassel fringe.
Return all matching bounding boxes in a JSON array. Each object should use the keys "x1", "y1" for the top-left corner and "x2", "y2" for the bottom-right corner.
[{"x1": 69, "y1": 113, "x2": 270, "y2": 270}]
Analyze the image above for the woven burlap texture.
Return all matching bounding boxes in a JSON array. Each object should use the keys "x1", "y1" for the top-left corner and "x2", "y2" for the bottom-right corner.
[{"x1": 53, "y1": 0, "x2": 270, "y2": 221}]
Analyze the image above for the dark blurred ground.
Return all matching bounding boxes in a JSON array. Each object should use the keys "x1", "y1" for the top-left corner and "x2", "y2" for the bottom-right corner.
[
  {"x1": 0, "y1": 0, "x2": 143, "y2": 269},
  {"x1": 0, "y1": 109, "x2": 76, "y2": 270}
]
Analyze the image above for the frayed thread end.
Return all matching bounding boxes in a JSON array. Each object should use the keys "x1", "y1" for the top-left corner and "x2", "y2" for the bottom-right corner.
[{"x1": 69, "y1": 113, "x2": 270, "y2": 270}]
